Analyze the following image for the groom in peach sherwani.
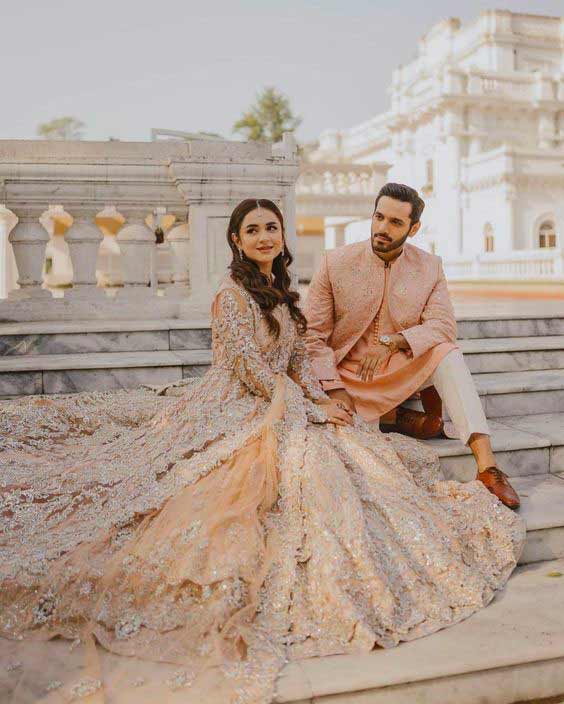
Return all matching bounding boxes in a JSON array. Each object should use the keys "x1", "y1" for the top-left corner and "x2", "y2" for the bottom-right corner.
[{"x1": 304, "y1": 182, "x2": 520, "y2": 510}]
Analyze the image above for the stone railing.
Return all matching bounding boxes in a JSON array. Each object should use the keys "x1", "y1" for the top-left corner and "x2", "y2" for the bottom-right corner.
[
  {"x1": 296, "y1": 162, "x2": 387, "y2": 218},
  {"x1": 297, "y1": 162, "x2": 383, "y2": 196},
  {"x1": 465, "y1": 70, "x2": 561, "y2": 102},
  {"x1": 0, "y1": 135, "x2": 299, "y2": 321},
  {"x1": 444, "y1": 249, "x2": 564, "y2": 281}
]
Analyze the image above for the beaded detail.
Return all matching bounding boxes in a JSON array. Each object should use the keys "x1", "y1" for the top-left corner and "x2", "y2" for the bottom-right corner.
[{"x1": 0, "y1": 275, "x2": 525, "y2": 703}]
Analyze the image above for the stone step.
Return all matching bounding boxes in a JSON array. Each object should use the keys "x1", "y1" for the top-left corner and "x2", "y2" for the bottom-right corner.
[
  {"x1": 473, "y1": 369, "x2": 564, "y2": 417},
  {"x1": 460, "y1": 336, "x2": 564, "y2": 373},
  {"x1": 405, "y1": 368, "x2": 564, "y2": 418},
  {"x1": 457, "y1": 315, "x2": 564, "y2": 340},
  {"x1": 426, "y1": 413, "x2": 564, "y2": 480},
  {"x1": 2, "y1": 317, "x2": 564, "y2": 355},
  {"x1": 1, "y1": 344, "x2": 564, "y2": 412},
  {"x1": 0, "y1": 319, "x2": 211, "y2": 356},
  {"x1": 0, "y1": 350, "x2": 212, "y2": 396},
  {"x1": 512, "y1": 473, "x2": 564, "y2": 566},
  {"x1": 275, "y1": 556, "x2": 564, "y2": 704}
]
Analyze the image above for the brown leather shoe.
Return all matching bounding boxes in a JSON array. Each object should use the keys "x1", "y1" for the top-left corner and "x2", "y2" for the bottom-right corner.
[
  {"x1": 382, "y1": 407, "x2": 444, "y2": 440},
  {"x1": 477, "y1": 467, "x2": 520, "y2": 510}
]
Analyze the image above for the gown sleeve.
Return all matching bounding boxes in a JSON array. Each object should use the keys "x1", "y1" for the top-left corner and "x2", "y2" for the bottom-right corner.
[
  {"x1": 212, "y1": 287, "x2": 281, "y2": 401},
  {"x1": 288, "y1": 334, "x2": 329, "y2": 402}
]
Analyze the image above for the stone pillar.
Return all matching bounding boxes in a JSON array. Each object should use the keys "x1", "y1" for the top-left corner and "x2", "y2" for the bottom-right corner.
[
  {"x1": 324, "y1": 218, "x2": 349, "y2": 250},
  {"x1": 443, "y1": 106, "x2": 465, "y2": 256},
  {"x1": 505, "y1": 185, "x2": 517, "y2": 251},
  {"x1": 183, "y1": 203, "x2": 230, "y2": 316},
  {"x1": 538, "y1": 111, "x2": 556, "y2": 150},
  {"x1": 116, "y1": 217, "x2": 154, "y2": 288},
  {"x1": 9, "y1": 216, "x2": 50, "y2": 296},
  {"x1": 0, "y1": 205, "x2": 18, "y2": 299},
  {"x1": 167, "y1": 222, "x2": 190, "y2": 289},
  {"x1": 282, "y1": 190, "x2": 298, "y2": 287},
  {"x1": 65, "y1": 215, "x2": 103, "y2": 296},
  {"x1": 273, "y1": 132, "x2": 299, "y2": 288}
]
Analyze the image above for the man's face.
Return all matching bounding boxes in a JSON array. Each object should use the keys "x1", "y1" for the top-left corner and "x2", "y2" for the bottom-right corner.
[{"x1": 370, "y1": 195, "x2": 420, "y2": 255}]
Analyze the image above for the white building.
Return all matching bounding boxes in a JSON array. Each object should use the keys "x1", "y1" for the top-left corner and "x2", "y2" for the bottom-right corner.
[{"x1": 312, "y1": 11, "x2": 564, "y2": 282}]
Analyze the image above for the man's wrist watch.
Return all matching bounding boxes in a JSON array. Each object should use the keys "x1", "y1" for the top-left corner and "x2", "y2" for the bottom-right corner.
[{"x1": 379, "y1": 335, "x2": 398, "y2": 353}]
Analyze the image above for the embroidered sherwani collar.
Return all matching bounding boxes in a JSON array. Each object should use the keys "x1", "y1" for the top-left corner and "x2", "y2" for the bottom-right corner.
[{"x1": 365, "y1": 238, "x2": 407, "y2": 269}]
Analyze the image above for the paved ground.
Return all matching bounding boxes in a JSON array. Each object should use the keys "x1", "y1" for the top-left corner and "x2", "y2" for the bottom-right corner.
[
  {"x1": 450, "y1": 292, "x2": 564, "y2": 319},
  {"x1": 299, "y1": 284, "x2": 564, "y2": 319}
]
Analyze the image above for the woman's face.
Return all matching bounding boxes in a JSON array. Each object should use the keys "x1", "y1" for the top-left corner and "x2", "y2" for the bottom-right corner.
[{"x1": 232, "y1": 208, "x2": 284, "y2": 271}]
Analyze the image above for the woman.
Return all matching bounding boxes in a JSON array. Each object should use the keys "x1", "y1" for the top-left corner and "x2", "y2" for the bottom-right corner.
[{"x1": 0, "y1": 199, "x2": 525, "y2": 704}]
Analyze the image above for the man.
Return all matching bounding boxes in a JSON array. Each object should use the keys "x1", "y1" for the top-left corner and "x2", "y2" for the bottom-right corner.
[{"x1": 304, "y1": 182, "x2": 520, "y2": 510}]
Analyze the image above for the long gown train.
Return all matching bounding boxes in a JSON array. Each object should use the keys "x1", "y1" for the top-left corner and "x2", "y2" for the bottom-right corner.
[{"x1": 0, "y1": 277, "x2": 525, "y2": 703}]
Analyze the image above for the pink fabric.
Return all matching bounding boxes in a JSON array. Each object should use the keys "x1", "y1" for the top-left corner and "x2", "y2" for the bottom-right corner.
[{"x1": 304, "y1": 241, "x2": 458, "y2": 420}]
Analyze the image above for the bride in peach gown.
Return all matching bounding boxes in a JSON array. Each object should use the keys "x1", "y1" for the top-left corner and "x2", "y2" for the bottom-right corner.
[{"x1": 0, "y1": 199, "x2": 525, "y2": 704}]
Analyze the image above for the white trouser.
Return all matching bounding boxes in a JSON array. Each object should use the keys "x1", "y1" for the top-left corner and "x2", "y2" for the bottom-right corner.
[{"x1": 418, "y1": 349, "x2": 490, "y2": 445}]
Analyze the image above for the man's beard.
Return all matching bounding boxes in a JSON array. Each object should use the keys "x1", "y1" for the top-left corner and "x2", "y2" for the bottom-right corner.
[{"x1": 371, "y1": 231, "x2": 410, "y2": 255}]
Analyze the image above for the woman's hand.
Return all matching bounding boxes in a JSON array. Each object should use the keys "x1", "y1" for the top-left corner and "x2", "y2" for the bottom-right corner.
[
  {"x1": 319, "y1": 398, "x2": 354, "y2": 426},
  {"x1": 325, "y1": 388, "x2": 356, "y2": 413}
]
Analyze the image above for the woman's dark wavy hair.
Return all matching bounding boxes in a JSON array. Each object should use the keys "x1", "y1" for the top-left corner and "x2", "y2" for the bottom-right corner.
[{"x1": 227, "y1": 198, "x2": 307, "y2": 339}]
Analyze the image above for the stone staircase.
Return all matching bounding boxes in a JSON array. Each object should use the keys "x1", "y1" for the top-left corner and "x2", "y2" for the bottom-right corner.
[
  {"x1": 276, "y1": 313, "x2": 564, "y2": 704},
  {"x1": 0, "y1": 319, "x2": 212, "y2": 396},
  {"x1": 1, "y1": 314, "x2": 564, "y2": 703}
]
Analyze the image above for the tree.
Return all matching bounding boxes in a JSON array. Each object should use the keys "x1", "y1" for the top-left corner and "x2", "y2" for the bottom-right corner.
[
  {"x1": 37, "y1": 117, "x2": 85, "y2": 140},
  {"x1": 233, "y1": 87, "x2": 301, "y2": 143}
]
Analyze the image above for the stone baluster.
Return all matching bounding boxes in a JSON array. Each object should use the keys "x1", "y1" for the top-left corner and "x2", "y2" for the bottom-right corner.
[
  {"x1": 116, "y1": 215, "x2": 154, "y2": 290},
  {"x1": 65, "y1": 214, "x2": 104, "y2": 297},
  {"x1": 0, "y1": 205, "x2": 18, "y2": 299},
  {"x1": 8, "y1": 214, "x2": 51, "y2": 298},
  {"x1": 167, "y1": 222, "x2": 190, "y2": 290},
  {"x1": 145, "y1": 208, "x2": 177, "y2": 289},
  {"x1": 312, "y1": 172, "x2": 322, "y2": 195},
  {"x1": 95, "y1": 206, "x2": 125, "y2": 295},
  {"x1": 40, "y1": 205, "x2": 74, "y2": 298}
]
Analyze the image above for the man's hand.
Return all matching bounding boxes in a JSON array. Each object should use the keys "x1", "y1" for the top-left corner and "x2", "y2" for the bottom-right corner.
[
  {"x1": 357, "y1": 344, "x2": 391, "y2": 382},
  {"x1": 325, "y1": 388, "x2": 356, "y2": 413}
]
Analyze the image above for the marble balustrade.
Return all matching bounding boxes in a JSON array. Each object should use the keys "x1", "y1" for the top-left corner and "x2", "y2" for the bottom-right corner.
[
  {"x1": 0, "y1": 135, "x2": 300, "y2": 321},
  {"x1": 4, "y1": 203, "x2": 189, "y2": 299},
  {"x1": 444, "y1": 249, "x2": 564, "y2": 281}
]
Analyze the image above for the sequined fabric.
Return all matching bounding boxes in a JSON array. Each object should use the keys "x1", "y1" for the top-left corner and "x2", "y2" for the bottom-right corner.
[{"x1": 0, "y1": 276, "x2": 525, "y2": 703}]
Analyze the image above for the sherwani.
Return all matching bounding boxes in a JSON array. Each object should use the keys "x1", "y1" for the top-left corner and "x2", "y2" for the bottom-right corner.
[{"x1": 304, "y1": 240, "x2": 489, "y2": 442}]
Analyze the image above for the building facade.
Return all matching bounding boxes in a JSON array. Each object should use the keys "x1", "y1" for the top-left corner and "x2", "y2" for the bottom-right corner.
[{"x1": 312, "y1": 11, "x2": 564, "y2": 282}]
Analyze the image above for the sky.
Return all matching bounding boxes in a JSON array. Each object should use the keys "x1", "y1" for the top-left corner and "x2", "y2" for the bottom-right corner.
[{"x1": 2, "y1": 0, "x2": 562, "y2": 144}]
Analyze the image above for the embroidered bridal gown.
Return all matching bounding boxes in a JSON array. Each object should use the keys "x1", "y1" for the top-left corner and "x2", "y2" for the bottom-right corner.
[{"x1": 0, "y1": 277, "x2": 525, "y2": 704}]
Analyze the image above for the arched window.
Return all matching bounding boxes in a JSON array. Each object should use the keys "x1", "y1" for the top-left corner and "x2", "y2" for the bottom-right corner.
[
  {"x1": 538, "y1": 221, "x2": 557, "y2": 249},
  {"x1": 484, "y1": 223, "x2": 495, "y2": 252}
]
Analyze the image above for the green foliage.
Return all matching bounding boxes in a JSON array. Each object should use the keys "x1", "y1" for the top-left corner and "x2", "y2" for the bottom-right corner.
[
  {"x1": 37, "y1": 117, "x2": 85, "y2": 141},
  {"x1": 233, "y1": 87, "x2": 301, "y2": 143}
]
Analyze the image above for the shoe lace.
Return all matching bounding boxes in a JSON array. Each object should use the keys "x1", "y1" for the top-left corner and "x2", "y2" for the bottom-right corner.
[{"x1": 485, "y1": 467, "x2": 507, "y2": 481}]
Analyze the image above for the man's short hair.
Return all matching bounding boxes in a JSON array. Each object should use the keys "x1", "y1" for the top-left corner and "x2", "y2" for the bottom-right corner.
[{"x1": 374, "y1": 183, "x2": 425, "y2": 224}]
